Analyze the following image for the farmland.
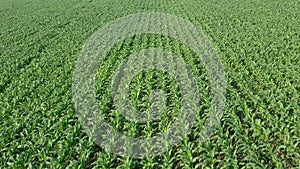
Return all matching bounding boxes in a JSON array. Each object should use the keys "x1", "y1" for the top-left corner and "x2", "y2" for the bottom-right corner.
[{"x1": 0, "y1": 0, "x2": 299, "y2": 168}]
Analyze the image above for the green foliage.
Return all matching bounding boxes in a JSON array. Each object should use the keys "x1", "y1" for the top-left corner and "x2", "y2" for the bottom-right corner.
[{"x1": 0, "y1": 0, "x2": 299, "y2": 168}]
